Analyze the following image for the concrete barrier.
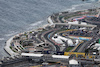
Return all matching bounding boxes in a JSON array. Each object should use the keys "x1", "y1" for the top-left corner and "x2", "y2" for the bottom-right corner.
[
  {"x1": 4, "y1": 36, "x2": 19, "y2": 56},
  {"x1": 47, "y1": 16, "x2": 54, "y2": 25}
]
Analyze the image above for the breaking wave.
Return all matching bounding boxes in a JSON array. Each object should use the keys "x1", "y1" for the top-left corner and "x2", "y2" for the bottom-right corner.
[
  {"x1": 27, "y1": 20, "x2": 46, "y2": 30},
  {"x1": 0, "y1": 38, "x2": 4, "y2": 41}
]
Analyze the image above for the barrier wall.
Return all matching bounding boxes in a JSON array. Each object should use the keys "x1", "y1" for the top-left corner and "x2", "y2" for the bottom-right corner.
[{"x1": 68, "y1": 35, "x2": 92, "y2": 40}]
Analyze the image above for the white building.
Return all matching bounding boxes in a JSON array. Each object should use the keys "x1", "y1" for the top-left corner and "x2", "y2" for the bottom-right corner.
[
  {"x1": 93, "y1": 43, "x2": 100, "y2": 50},
  {"x1": 95, "y1": 43, "x2": 100, "y2": 47},
  {"x1": 52, "y1": 35, "x2": 74, "y2": 46},
  {"x1": 68, "y1": 21, "x2": 87, "y2": 25},
  {"x1": 69, "y1": 59, "x2": 79, "y2": 65}
]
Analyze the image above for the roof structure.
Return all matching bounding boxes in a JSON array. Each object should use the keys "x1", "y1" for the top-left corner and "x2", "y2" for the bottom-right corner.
[{"x1": 69, "y1": 59, "x2": 78, "y2": 65}]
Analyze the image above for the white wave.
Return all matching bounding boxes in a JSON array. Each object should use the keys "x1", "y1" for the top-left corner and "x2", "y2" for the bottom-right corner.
[
  {"x1": 27, "y1": 20, "x2": 45, "y2": 30},
  {"x1": 5, "y1": 31, "x2": 18, "y2": 37},
  {"x1": 30, "y1": 20, "x2": 44, "y2": 26},
  {"x1": 64, "y1": 3, "x2": 92, "y2": 12},
  {"x1": 0, "y1": 38, "x2": 5, "y2": 41},
  {"x1": 71, "y1": 2, "x2": 100, "y2": 11}
]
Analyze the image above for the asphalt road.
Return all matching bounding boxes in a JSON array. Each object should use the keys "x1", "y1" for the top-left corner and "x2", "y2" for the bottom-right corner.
[{"x1": 43, "y1": 30, "x2": 60, "y2": 52}]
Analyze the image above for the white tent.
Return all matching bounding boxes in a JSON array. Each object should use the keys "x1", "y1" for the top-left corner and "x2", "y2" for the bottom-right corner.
[
  {"x1": 75, "y1": 40, "x2": 79, "y2": 46},
  {"x1": 97, "y1": 47, "x2": 100, "y2": 50},
  {"x1": 52, "y1": 37, "x2": 63, "y2": 44},
  {"x1": 21, "y1": 53, "x2": 43, "y2": 57},
  {"x1": 52, "y1": 55, "x2": 69, "y2": 59},
  {"x1": 52, "y1": 35, "x2": 74, "y2": 46},
  {"x1": 68, "y1": 21, "x2": 79, "y2": 24},
  {"x1": 81, "y1": 22, "x2": 87, "y2": 25},
  {"x1": 95, "y1": 43, "x2": 100, "y2": 47},
  {"x1": 69, "y1": 59, "x2": 78, "y2": 65},
  {"x1": 67, "y1": 39, "x2": 74, "y2": 46}
]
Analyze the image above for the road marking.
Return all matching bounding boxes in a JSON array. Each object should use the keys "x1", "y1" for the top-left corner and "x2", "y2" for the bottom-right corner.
[{"x1": 71, "y1": 41, "x2": 84, "y2": 52}]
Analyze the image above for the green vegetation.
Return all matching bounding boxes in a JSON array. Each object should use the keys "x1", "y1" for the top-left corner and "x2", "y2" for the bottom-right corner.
[
  {"x1": 10, "y1": 46, "x2": 12, "y2": 49},
  {"x1": 10, "y1": 46, "x2": 16, "y2": 52},
  {"x1": 99, "y1": 39, "x2": 100, "y2": 44},
  {"x1": 29, "y1": 31, "x2": 32, "y2": 33},
  {"x1": 19, "y1": 40, "x2": 23, "y2": 45},
  {"x1": 24, "y1": 32, "x2": 27, "y2": 36},
  {"x1": 20, "y1": 46, "x2": 24, "y2": 50},
  {"x1": 55, "y1": 29, "x2": 68, "y2": 34},
  {"x1": 66, "y1": 47, "x2": 74, "y2": 52}
]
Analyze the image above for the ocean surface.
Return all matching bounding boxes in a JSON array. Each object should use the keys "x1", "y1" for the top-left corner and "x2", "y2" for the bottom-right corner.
[{"x1": 0, "y1": 0, "x2": 99, "y2": 58}]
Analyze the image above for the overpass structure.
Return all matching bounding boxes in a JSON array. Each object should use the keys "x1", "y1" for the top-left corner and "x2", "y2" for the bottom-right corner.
[
  {"x1": 21, "y1": 53, "x2": 69, "y2": 62},
  {"x1": 54, "y1": 23, "x2": 97, "y2": 29}
]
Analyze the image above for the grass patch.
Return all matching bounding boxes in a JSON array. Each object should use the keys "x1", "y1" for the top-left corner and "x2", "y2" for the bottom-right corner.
[
  {"x1": 55, "y1": 29, "x2": 68, "y2": 34},
  {"x1": 10, "y1": 46, "x2": 12, "y2": 49},
  {"x1": 9, "y1": 46, "x2": 16, "y2": 52},
  {"x1": 20, "y1": 46, "x2": 24, "y2": 50},
  {"x1": 66, "y1": 47, "x2": 74, "y2": 52}
]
